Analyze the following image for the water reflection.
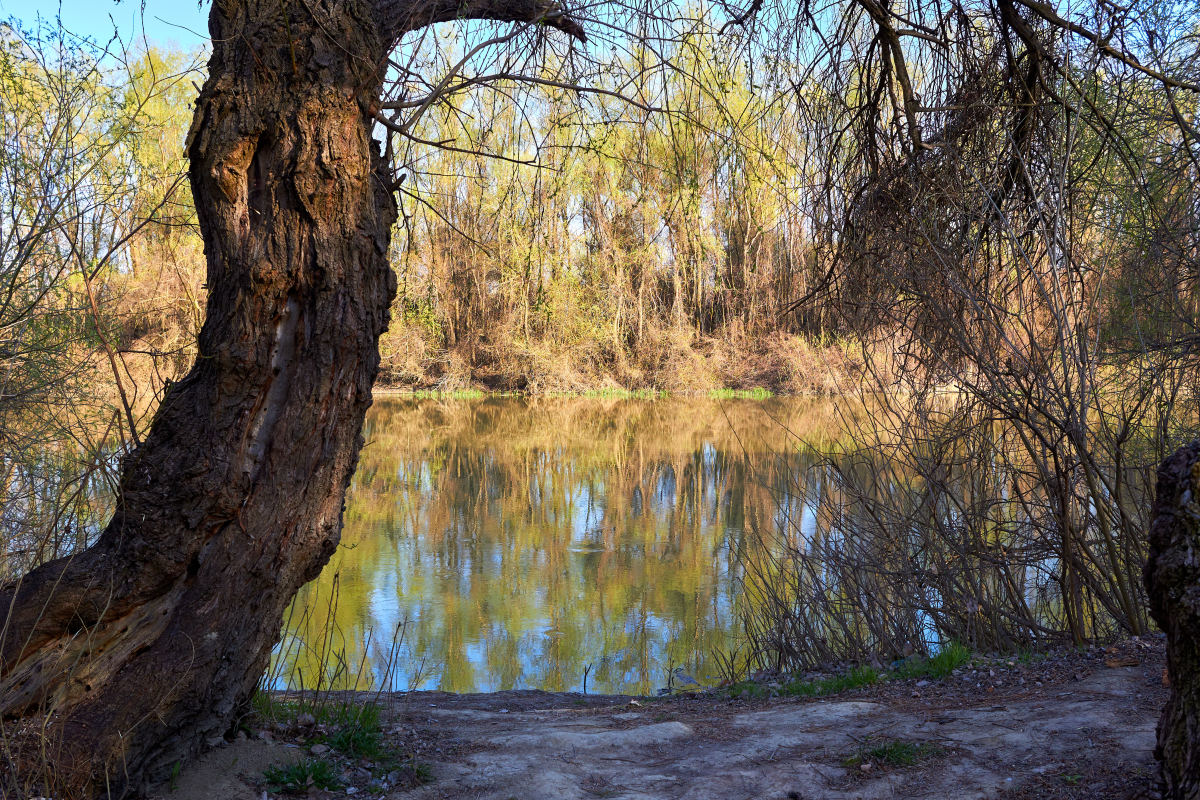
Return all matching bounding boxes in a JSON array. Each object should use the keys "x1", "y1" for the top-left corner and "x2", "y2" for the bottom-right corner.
[{"x1": 276, "y1": 395, "x2": 849, "y2": 695}]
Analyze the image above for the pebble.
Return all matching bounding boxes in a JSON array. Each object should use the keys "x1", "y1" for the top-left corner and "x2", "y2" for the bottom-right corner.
[{"x1": 310, "y1": 743, "x2": 330, "y2": 756}]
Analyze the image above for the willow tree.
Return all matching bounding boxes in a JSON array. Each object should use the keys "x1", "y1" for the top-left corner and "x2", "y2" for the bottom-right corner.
[{"x1": 0, "y1": 1, "x2": 583, "y2": 795}]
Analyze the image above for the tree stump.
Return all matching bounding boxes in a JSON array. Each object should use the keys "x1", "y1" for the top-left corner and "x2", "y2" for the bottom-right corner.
[{"x1": 1146, "y1": 440, "x2": 1200, "y2": 799}]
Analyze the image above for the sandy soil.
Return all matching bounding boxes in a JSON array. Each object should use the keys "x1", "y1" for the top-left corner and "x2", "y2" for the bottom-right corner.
[{"x1": 157, "y1": 638, "x2": 1166, "y2": 800}]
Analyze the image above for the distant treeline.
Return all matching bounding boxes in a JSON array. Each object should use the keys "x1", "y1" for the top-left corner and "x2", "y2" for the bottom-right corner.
[{"x1": 6, "y1": 25, "x2": 1195, "y2": 402}]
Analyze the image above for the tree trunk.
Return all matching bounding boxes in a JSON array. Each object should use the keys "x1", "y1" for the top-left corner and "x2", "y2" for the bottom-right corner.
[
  {"x1": 1146, "y1": 440, "x2": 1200, "y2": 800},
  {"x1": 0, "y1": 4, "x2": 397, "y2": 796},
  {"x1": 0, "y1": 1, "x2": 582, "y2": 795}
]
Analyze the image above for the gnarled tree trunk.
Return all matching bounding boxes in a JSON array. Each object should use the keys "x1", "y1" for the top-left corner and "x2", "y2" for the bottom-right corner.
[
  {"x1": 0, "y1": 1, "x2": 581, "y2": 796},
  {"x1": 1146, "y1": 440, "x2": 1200, "y2": 800}
]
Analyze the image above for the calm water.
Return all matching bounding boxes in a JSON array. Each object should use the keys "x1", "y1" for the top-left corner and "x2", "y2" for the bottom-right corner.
[{"x1": 275, "y1": 396, "x2": 849, "y2": 695}]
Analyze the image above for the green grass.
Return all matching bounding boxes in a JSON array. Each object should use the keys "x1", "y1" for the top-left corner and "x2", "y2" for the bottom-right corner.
[
  {"x1": 251, "y1": 692, "x2": 377, "y2": 728},
  {"x1": 263, "y1": 759, "x2": 341, "y2": 793},
  {"x1": 402, "y1": 389, "x2": 493, "y2": 399},
  {"x1": 410, "y1": 760, "x2": 434, "y2": 784},
  {"x1": 576, "y1": 388, "x2": 668, "y2": 398},
  {"x1": 727, "y1": 664, "x2": 881, "y2": 699},
  {"x1": 783, "y1": 664, "x2": 881, "y2": 696},
  {"x1": 893, "y1": 642, "x2": 971, "y2": 680},
  {"x1": 252, "y1": 694, "x2": 387, "y2": 758},
  {"x1": 707, "y1": 387, "x2": 774, "y2": 399},
  {"x1": 724, "y1": 642, "x2": 975, "y2": 702},
  {"x1": 843, "y1": 739, "x2": 942, "y2": 769},
  {"x1": 324, "y1": 703, "x2": 384, "y2": 758}
]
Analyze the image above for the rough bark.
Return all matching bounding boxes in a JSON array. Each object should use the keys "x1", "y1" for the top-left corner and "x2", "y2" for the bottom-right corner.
[
  {"x1": 0, "y1": 4, "x2": 396, "y2": 796},
  {"x1": 1146, "y1": 440, "x2": 1200, "y2": 800}
]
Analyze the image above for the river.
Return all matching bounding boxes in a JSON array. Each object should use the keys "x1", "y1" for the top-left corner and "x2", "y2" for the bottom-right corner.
[{"x1": 273, "y1": 394, "x2": 852, "y2": 695}]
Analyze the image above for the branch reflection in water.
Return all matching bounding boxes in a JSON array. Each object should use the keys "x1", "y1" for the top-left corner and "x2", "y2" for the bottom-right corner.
[{"x1": 273, "y1": 394, "x2": 852, "y2": 695}]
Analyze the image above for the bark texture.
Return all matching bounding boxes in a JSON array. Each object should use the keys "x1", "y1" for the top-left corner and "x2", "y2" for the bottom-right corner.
[
  {"x1": 0, "y1": 3, "x2": 396, "y2": 795},
  {"x1": 1146, "y1": 440, "x2": 1200, "y2": 800}
]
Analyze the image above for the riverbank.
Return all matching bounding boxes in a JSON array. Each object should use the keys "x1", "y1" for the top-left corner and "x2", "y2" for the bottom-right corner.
[
  {"x1": 377, "y1": 331, "x2": 871, "y2": 396},
  {"x1": 158, "y1": 637, "x2": 1165, "y2": 800}
]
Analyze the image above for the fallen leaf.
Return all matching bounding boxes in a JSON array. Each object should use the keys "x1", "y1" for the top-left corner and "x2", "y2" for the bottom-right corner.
[{"x1": 1104, "y1": 656, "x2": 1139, "y2": 668}]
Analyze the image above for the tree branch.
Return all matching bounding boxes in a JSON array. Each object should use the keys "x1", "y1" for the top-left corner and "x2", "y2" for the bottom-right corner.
[
  {"x1": 375, "y1": 0, "x2": 587, "y2": 45},
  {"x1": 1012, "y1": 0, "x2": 1200, "y2": 92}
]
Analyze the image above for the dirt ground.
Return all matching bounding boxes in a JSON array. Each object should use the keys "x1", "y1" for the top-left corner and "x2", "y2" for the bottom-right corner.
[{"x1": 159, "y1": 638, "x2": 1167, "y2": 800}]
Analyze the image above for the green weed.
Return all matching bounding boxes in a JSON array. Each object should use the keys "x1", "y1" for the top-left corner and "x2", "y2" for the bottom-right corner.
[
  {"x1": 411, "y1": 760, "x2": 434, "y2": 784},
  {"x1": 727, "y1": 664, "x2": 880, "y2": 699},
  {"x1": 324, "y1": 703, "x2": 384, "y2": 758},
  {"x1": 843, "y1": 739, "x2": 942, "y2": 769},
  {"x1": 782, "y1": 665, "x2": 881, "y2": 697},
  {"x1": 262, "y1": 758, "x2": 341, "y2": 793},
  {"x1": 893, "y1": 642, "x2": 971, "y2": 680},
  {"x1": 250, "y1": 691, "x2": 376, "y2": 729}
]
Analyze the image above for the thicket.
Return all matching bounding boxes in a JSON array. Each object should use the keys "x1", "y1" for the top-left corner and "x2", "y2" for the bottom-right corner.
[{"x1": 728, "y1": 0, "x2": 1200, "y2": 668}]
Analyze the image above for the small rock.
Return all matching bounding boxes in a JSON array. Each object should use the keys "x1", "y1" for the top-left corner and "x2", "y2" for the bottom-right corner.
[
  {"x1": 236, "y1": 730, "x2": 248, "y2": 741},
  {"x1": 915, "y1": 680, "x2": 930, "y2": 687},
  {"x1": 345, "y1": 789, "x2": 358, "y2": 796},
  {"x1": 205, "y1": 736, "x2": 225, "y2": 748},
  {"x1": 297, "y1": 713, "x2": 316, "y2": 727},
  {"x1": 310, "y1": 743, "x2": 330, "y2": 756},
  {"x1": 860, "y1": 762, "x2": 873, "y2": 773}
]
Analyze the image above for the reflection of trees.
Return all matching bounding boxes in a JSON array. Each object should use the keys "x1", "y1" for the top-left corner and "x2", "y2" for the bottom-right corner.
[{"x1": 277, "y1": 396, "x2": 848, "y2": 694}]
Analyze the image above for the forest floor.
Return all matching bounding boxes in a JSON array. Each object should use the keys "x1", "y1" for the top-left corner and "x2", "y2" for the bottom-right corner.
[{"x1": 158, "y1": 637, "x2": 1166, "y2": 800}]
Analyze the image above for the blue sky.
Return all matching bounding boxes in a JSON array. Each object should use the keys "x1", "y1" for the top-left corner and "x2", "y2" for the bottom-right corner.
[{"x1": 0, "y1": 0, "x2": 209, "y2": 49}]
